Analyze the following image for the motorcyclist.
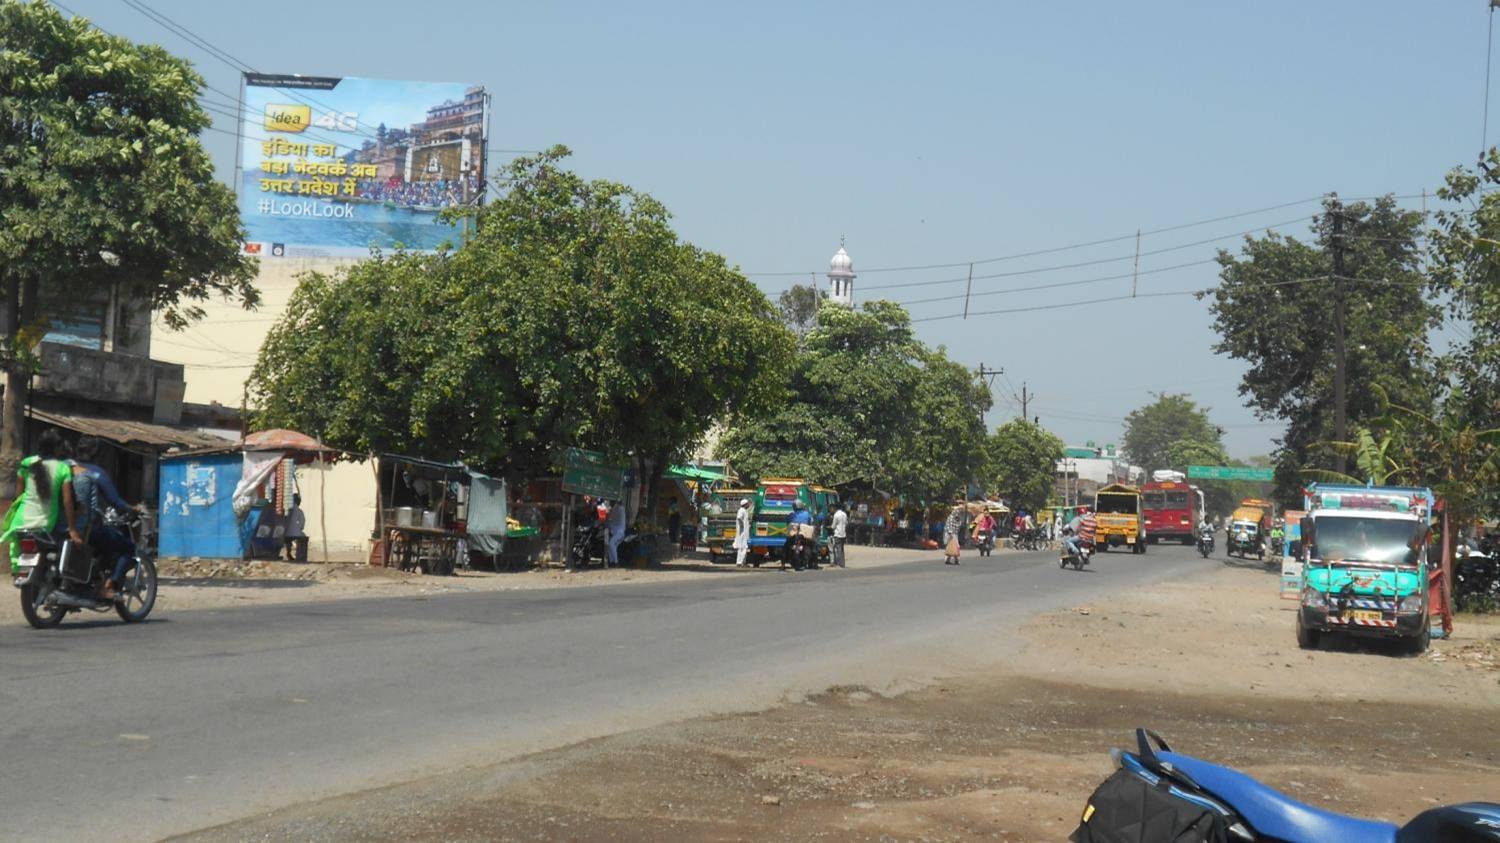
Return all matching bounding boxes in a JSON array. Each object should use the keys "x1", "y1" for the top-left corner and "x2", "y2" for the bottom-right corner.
[
  {"x1": 1064, "y1": 506, "x2": 1096, "y2": 561},
  {"x1": 70, "y1": 436, "x2": 141, "y2": 600},
  {"x1": 785, "y1": 499, "x2": 814, "y2": 569},
  {"x1": 972, "y1": 508, "x2": 997, "y2": 552}
]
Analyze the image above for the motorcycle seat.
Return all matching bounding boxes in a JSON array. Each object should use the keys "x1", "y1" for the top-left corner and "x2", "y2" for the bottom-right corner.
[{"x1": 1158, "y1": 752, "x2": 1397, "y2": 843}]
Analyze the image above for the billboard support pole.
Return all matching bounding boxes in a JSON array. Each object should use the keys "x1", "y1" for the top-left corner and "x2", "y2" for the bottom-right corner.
[{"x1": 234, "y1": 72, "x2": 246, "y2": 225}]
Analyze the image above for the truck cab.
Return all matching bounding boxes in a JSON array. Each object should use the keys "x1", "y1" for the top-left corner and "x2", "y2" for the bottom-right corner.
[
  {"x1": 1094, "y1": 483, "x2": 1146, "y2": 555},
  {"x1": 1296, "y1": 484, "x2": 1434, "y2": 654}
]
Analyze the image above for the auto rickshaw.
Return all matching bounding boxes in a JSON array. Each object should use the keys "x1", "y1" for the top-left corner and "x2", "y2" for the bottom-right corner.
[{"x1": 1227, "y1": 518, "x2": 1263, "y2": 560}]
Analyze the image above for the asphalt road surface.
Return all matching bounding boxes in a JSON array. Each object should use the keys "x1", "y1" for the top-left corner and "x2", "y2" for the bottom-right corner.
[{"x1": 1, "y1": 542, "x2": 1213, "y2": 841}]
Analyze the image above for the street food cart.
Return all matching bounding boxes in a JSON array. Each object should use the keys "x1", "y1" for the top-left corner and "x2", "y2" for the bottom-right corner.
[{"x1": 373, "y1": 455, "x2": 507, "y2": 576}]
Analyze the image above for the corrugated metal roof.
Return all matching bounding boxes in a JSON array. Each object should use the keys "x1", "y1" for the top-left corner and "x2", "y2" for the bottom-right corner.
[{"x1": 29, "y1": 409, "x2": 237, "y2": 454}]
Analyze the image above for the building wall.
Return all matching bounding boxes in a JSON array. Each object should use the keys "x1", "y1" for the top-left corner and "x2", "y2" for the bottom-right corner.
[{"x1": 152, "y1": 256, "x2": 375, "y2": 560}]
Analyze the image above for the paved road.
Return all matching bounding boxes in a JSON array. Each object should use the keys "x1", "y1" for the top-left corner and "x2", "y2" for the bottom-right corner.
[{"x1": 0, "y1": 543, "x2": 1212, "y2": 841}]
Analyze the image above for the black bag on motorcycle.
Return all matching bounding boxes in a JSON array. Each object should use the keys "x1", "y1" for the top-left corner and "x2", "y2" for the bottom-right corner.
[{"x1": 1070, "y1": 768, "x2": 1230, "y2": 843}]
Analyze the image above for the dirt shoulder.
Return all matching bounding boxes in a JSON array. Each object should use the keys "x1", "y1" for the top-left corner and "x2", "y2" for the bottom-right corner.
[
  {"x1": 0, "y1": 545, "x2": 946, "y2": 624},
  {"x1": 179, "y1": 565, "x2": 1500, "y2": 842}
]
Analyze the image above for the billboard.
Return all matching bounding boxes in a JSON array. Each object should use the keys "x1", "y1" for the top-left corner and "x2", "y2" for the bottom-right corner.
[{"x1": 238, "y1": 73, "x2": 487, "y2": 258}]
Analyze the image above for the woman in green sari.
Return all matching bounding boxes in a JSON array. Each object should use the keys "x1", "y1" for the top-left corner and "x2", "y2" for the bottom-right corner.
[{"x1": 3, "y1": 429, "x2": 82, "y2": 573}]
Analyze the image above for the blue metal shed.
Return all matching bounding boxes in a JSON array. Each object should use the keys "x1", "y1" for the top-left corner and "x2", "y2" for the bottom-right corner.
[{"x1": 159, "y1": 452, "x2": 243, "y2": 559}]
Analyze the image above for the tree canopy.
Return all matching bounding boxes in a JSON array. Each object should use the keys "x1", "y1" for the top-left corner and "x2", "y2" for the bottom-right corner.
[
  {"x1": 985, "y1": 419, "x2": 1064, "y2": 513},
  {"x1": 777, "y1": 283, "x2": 824, "y2": 338},
  {"x1": 0, "y1": 0, "x2": 258, "y2": 472},
  {"x1": 1121, "y1": 393, "x2": 1221, "y2": 475},
  {"x1": 1206, "y1": 195, "x2": 1436, "y2": 503},
  {"x1": 252, "y1": 147, "x2": 792, "y2": 481},
  {"x1": 717, "y1": 299, "x2": 990, "y2": 501}
]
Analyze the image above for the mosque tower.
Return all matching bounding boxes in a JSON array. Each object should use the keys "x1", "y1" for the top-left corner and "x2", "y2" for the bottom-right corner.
[{"x1": 827, "y1": 237, "x2": 855, "y2": 307}]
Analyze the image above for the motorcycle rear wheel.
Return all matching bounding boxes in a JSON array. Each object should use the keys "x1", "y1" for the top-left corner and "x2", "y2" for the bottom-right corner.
[
  {"x1": 19, "y1": 585, "x2": 67, "y2": 629},
  {"x1": 115, "y1": 558, "x2": 157, "y2": 623}
]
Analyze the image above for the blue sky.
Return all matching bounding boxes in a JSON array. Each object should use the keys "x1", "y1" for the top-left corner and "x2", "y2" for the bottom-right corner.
[{"x1": 67, "y1": 0, "x2": 1495, "y2": 458}]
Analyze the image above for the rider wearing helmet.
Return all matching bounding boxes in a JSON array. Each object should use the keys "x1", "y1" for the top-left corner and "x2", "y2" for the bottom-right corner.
[{"x1": 785, "y1": 499, "x2": 815, "y2": 569}]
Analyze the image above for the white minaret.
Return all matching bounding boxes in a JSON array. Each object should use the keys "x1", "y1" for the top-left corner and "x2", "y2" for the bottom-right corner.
[{"x1": 827, "y1": 237, "x2": 855, "y2": 307}]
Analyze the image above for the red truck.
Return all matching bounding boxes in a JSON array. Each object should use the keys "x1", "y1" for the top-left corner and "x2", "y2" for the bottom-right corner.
[{"x1": 1141, "y1": 480, "x2": 1204, "y2": 545}]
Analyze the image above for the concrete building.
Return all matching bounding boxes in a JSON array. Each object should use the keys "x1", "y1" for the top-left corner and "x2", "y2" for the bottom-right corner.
[
  {"x1": 3, "y1": 283, "x2": 236, "y2": 507},
  {"x1": 150, "y1": 256, "x2": 377, "y2": 560}
]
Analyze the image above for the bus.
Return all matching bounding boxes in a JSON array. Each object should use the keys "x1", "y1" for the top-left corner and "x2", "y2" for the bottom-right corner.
[{"x1": 1141, "y1": 480, "x2": 1203, "y2": 545}]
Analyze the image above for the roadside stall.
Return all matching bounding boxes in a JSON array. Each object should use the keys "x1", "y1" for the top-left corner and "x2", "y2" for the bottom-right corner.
[
  {"x1": 230, "y1": 429, "x2": 342, "y2": 561},
  {"x1": 372, "y1": 455, "x2": 507, "y2": 576}
]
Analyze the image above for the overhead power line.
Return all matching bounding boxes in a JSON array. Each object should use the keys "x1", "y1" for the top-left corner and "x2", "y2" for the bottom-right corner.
[
  {"x1": 866, "y1": 215, "x2": 1311, "y2": 294},
  {"x1": 750, "y1": 193, "x2": 1431, "y2": 279}
]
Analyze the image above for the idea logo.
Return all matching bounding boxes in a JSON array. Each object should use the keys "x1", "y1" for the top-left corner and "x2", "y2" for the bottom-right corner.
[{"x1": 263, "y1": 104, "x2": 310, "y2": 133}]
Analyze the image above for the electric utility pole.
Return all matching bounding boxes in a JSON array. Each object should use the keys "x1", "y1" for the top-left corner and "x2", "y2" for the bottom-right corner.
[
  {"x1": 977, "y1": 364, "x2": 1003, "y2": 427},
  {"x1": 1019, "y1": 382, "x2": 1031, "y2": 421},
  {"x1": 1329, "y1": 195, "x2": 1349, "y2": 476}
]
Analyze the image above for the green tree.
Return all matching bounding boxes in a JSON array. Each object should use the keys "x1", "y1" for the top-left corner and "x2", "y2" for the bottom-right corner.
[
  {"x1": 1429, "y1": 151, "x2": 1500, "y2": 437},
  {"x1": 777, "y1": 283, "x2": 824, "y2": 338},
  {"x1": 985, "y1": 419, "x2": 1064, "y2": 513},
  {"x1": 1205, "y1": 195, "x2": 1437, "y2": 503},
  {"x1": 253, "y1": 148, "x2": 791, "y2": 501},
  {"x1": 1121, "y1": 393, "x2": 1221, "y2": 474},
  {"x1": 0, "y1": 1, "x2": 258, "y2": 476},
  {"x1": 718, "y1": 300, "x2": 989, "y2": 499}
]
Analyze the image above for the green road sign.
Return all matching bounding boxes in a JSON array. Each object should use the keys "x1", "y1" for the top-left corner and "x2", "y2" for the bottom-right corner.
[
  {"x1": 1187, "y1": 465, "x2": 1275, "y2": 482},
  {"x1": 562, "y1": 448, "x2": 627, "y2": 499}
]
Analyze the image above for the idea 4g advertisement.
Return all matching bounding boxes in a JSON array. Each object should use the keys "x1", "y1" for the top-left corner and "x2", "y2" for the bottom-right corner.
[{"x1": 237, "y1": 73, "x2": 487, "y2": 258}]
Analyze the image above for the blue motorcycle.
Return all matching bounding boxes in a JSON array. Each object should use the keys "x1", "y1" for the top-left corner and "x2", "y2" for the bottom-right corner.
[{"x1": 1073, "y1": 729, "x2": 1500, "y2": 842}]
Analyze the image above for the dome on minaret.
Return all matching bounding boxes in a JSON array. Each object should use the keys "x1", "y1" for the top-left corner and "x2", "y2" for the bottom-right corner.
[
  {"x1": 829, "y1": 245, "x2": 853, "y2": 273},
  {"x1": 826, "y1": 238, "x2": 855, "y2": 307}
]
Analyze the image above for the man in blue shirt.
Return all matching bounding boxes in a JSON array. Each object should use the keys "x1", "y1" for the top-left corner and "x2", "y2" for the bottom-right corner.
[
  {"x1": 785, "y1": 499, "x2": 815, "y2": 570},
  {"x1": 71, "y1": 436, "x2": 138, "y2": 599}
]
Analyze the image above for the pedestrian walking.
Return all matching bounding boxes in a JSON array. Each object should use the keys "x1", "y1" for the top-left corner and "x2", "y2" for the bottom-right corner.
[
  {"x1": 830, "y1": 502, "x2": 848, "y2": 568},
  {"x1": 943, "y1": 497, "x2": 966, "y2": 565},
  {"x1": 733, "y1": 498, "x2": 752, "y2": 567}
]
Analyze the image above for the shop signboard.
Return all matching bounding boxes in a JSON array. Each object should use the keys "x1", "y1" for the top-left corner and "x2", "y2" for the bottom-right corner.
[
  {"x1": 1188, "y1": 465, "x2": 1275, "y2": 482},
  {"x1": 562, "y1": 448, "x2": 626, "y2": 500},
  {"x1": 238, "y1": 73, "x2": 487, "y2": 258}
]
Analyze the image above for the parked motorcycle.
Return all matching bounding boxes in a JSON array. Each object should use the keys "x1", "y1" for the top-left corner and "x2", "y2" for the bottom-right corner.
[
  {"x1": 1197, "y1": 530, "x2": 1215, "y2": 559},
  {"x1": 1073, "y1": 729, "x2": 1500, "y2": 842},
  {"x1": 568, "y1": 522, "x2": 607, "y2": 569},
  {"x1": 12, "y1": 511, "x2": 156, "y2": 629}
]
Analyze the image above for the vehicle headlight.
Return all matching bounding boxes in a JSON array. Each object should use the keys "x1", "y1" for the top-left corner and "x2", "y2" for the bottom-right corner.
[
  {"x1": 1301, "y1": 588, "x2": 1327, "y2": 609},
  {"x1": 1398, "y1": 594, "x2": 1423, "y2": 614}
]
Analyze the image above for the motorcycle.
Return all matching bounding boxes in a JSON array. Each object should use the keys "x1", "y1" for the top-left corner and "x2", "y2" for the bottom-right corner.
[
  {"x1": 784, "y1": 530, "x2": 818, "y2": 571},
  {"x1": 1059, "y1": 537, "x2": 1092, "y2": 571},
  {"x1": 975, "y1": 530, "x2": 995, "y2": 557},
  {"x1": 1073, "y1": 729, "x2": 1500, "y2": 842},
  {"x1": 12, "y1": 510, "x2": 157, "y2": 629},
  {"x1": 568, "y1": 521, "x2": 607, "y2": 569},
  {"x1": 1197, "y1": 530, "x2": 1215, "y2": 559}
]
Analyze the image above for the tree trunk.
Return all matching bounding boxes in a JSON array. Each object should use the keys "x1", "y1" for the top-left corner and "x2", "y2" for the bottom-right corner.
[{"x1": 0, "y1": 274, "x2": 25, "y2": 499}]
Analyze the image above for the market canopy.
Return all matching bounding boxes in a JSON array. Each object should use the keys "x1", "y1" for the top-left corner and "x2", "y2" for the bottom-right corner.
[{"x1": 667, "y1": 464, "x2": 729, "y2": 483}]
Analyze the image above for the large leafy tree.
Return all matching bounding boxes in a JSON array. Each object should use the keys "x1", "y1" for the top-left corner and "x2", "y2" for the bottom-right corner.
[
  {"x1": 1121, "y1": 393, "x2": 1221, "y2": 474},
  {"x1": 717, "y1": 300, "x2": 989, "y2": 499},
  {"x1": 1205, "y1": 195, "x2": 1437, "y2": 503},
  {"x1": 253, "y1": 148, "x2": 792, "y2": 496},
  {"x1": 985, "y1": 419, "x2": 1064, "y2": 513},
  {"x1": 1429, "y1": 150, "x2": 1500, "y2": 428},
  {"x1": 777, "y1": 283, "x2": 824, "y2": 339},
  {"x1": 0, "y1": 1, "x2": 258, "y2": 476}
]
